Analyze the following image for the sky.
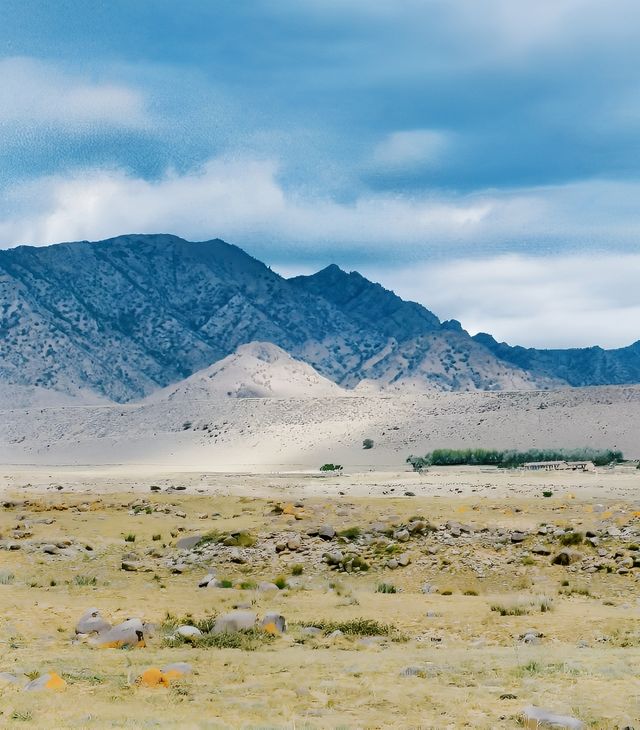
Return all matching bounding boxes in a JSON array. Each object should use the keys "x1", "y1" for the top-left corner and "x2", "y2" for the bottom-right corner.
[{"x1": 1, "y1": 0, "x2": 639, "y2": 348}]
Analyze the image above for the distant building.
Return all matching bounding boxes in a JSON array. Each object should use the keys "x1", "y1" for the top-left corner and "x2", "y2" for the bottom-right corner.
[{"x1": 522, "y1": 460, "x2": 595, "y2": 472}]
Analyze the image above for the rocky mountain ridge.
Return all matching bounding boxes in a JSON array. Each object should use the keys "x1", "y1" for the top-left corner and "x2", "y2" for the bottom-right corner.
[{"x1": 0, "y1": 233, "x2": 638, "y2": 403}]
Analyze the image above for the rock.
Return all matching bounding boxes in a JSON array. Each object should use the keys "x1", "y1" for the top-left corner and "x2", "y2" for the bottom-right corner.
[
  {"x1": 41, "y1": 543, "x2": 59, "y2": 555},
  {"x1": 521, "y1": 705, "x2": 584, "y2": 729},
  {"x1": 387, "y1": 559, "x2": 399, "y2": 569},
  {"x1": 198, "y1": 572, "x2": 217, "y2": 588},
  {"x1": 0, "y1": 672, "x2": 20, "y2": 685},
  {"x1": 75, "y1": 608, "x2": 111, "y2": 635},
  {"x1": 397, "y1": 553, "x2": 411, "y2": 567},
  {"x1": 520, "y1": 630, "x2": 543, "y2": 645},
  {"x1": 176, "y1": 535, "x2": 202, "y2": 550},
  {"x1": 177, "y1": 625, "x2": 202, "y2": 639},
  {"x1": 91, "y1": 618, "x2": 146, "y2": 649},
  {"x1": 121, "y1": 560, "x2": 141, "y2": 572},
  {"x1": 261, "y1": 613, "x2": 287, "y2": 634},
  {"x1": 532, "y1": 545, "x2": 551, "y2": 556},
  {"x1": 301, "y1": 626, "x2": 322, "y2": 636},
  {"x1": 323, "y1": 550, "x2": 344, "y2": 566},
  {"x1": 395, "y1": 529, "x2": 410, "y2": 542},
  {"x1": 552, "y1": 549, "x2": 583, "y2": 566},
  {"x1": 24, "y1": 672, "x2": 66, "y2": 691},
  {"x1": 257, "y1": 581, "x2": 280, "y2": 592},
  {"x1": 160, "y1": 662, "x2": 192, "y2": 682},
  {"x1": 318, "y1": 524, "x2": 336, "y2": 540},
  {"x1": 421, "y1": 583, "x2": 437, "y2": 594},
  {"x1": 327, "y1": 629, "x2": 344, "y2": 640},
  {"x1": 287, "y1": 537, "x2": 301, "y2": 551},
  {"x1": 138, "y1": 667, "x2": 166, "y2": 688},
  {"x1": 511, "y1": 531, "x2": 527, "y2": 543},
  {"x1": 213, "y1": 610, "x2": 257, "y2": 634}
]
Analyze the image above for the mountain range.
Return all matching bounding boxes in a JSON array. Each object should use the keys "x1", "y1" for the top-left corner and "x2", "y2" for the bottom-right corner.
[{"x1": 1, "y1": 233, "x2": 639, "y2": 404}]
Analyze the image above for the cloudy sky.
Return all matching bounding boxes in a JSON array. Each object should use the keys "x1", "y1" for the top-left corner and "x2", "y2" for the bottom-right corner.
[{"x1": 1, "y1": 0, "x2": 639, "y2": 348}]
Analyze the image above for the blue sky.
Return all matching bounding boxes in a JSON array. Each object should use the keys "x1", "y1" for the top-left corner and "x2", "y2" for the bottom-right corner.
[{"x1": 1, "y1": 0, "x2": 640, "y2": 347}]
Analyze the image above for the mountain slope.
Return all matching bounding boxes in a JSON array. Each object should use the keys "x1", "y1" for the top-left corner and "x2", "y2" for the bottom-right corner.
[
  {"x1": 473, "y1": 334, "x2": 640, "y2": 387},
  {"x1": 147, "y1": 341, "x2": 347, "y2": 401},
  {"x1": 0, "y1": 234, "x2": 383, "y2": 401}
]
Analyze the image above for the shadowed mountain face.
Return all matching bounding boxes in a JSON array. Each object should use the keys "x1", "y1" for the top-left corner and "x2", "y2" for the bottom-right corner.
[{"x1": 0, "y1": 234, "x2": 638, "y2": 403}]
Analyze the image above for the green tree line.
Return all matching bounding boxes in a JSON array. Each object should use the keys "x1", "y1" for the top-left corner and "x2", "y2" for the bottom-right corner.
[{"x1": 406, "y1": 448, "x2": 623, "y2": 471}]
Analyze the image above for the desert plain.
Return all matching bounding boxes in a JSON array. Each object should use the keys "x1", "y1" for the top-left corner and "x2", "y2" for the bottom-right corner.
[{"x1": 1, "y1": 459, "x2": 639, "y2": 729}]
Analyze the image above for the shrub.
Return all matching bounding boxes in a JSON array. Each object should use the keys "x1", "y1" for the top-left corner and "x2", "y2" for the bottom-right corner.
[
  {"x1": 73, "y1": 575, "x2": 97, "y2": 586},
  {"x1": 542, "y1": 490, "x2": 553, "y2": 498},
  {"x1": 291, "y1": 564, "x2": 304, "y2": 576},
  {"x1": 0, "y1": 572, "x2": 15, "y2": 585},
  {"x1": 306, "y1": 618, "x2": 406, "y2": 640},
  {"x1": 362, "y1": 439, "x2": 374, "y2": 450},
  {"x1": 124, "y1": 533, "x2": 136, "y2": 543},
  {"x1": 559, "y1": 531, "x2": 583, "y2": 546},
  {"x1": 338, "y1": 526, "x2": 361, "y2": 540},
  {"x1": 376, "y1": 583, "x2": 397, "y2": 594},
  {"x1": 274, "y1": 575, "x2": 287, "y2": 590},
  {"x1": 152, "y1": 533, "x2": 162, "y2": 541}
]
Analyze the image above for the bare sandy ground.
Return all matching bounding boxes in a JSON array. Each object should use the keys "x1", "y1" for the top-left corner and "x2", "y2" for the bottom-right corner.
[{"x1": 2, "y1": 464, "x2": 640, "y2": 503}]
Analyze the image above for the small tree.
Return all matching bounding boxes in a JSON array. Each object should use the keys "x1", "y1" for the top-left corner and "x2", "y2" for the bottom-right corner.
[
  {"x1": 362, "y1": 438, "x2": 374, "y2": 450},
  {"x1": 320, "y1": 463, "x2": 343, "y2": 472}
]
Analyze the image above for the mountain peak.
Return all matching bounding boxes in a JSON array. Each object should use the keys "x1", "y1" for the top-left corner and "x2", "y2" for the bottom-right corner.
[{"x1": 289, "y1": 264, "x2": 442, "y2": 338}]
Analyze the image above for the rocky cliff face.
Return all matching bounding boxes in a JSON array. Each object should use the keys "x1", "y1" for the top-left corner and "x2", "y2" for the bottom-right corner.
[{"x1": 0, "y1": 233, "x2": 637, "y2": 403}]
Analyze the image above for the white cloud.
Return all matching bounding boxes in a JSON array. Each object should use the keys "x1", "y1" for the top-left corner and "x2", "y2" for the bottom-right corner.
[
  {"x1": 368, "y1": 253, "x2": 640, "y2": 349},
  {"x1": 0, "y1": 57, "x2": 149, "y2": 131},
  {"x1": 0, "y1": 156, "x2": 638, "y2": 350},
  {"x1": 2, "y1": 157, "x2": 640, "y2": 256},
  {"x1": 371, "y1": 129, "x2": 450, "y2": 170}
]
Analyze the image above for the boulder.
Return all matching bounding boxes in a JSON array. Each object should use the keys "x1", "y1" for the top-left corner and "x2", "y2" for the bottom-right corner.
[
  {"x1": 24, "y1": 672, "x2": 66, "y2": 691},
  {"x1": 261, "y1": 613, "x2": 287, "y2": 634},
  {"x1": 552, "y1": 549, "x2": 583, "y2": 566},
  {"x1": 161, "y1": 662, "x2": 192, "y2": 683},
  {"x1": 75, "y1": 608, "x2": 111, "y2": 635},
  {"x1": 176, "y1": 625, "x2": 202, "y2": 639},
  {"x1": 91, "y1": 618, "x2": 146, "y2": 649},
  {"x1": 521, "y1": 705, "x2": 584, "y2": 729},
  {"x1": 257, "y1": 581, "x2": 280, "y2": 593},
  {"x1": 511, "y1": 531, "x2": 527, "y2": 543},
  {"x1": 198, "y1": 572, "x2": 217, "y2": 588},
  {"x1": 318, "y1": 525, "x2": 336, "y2": 540},
  {"x1": 213, "y1": 610, "x2": 257, "y2": 634},
  {"x1": 176, "y1": 535, "x2": 202, "y2": 550}
]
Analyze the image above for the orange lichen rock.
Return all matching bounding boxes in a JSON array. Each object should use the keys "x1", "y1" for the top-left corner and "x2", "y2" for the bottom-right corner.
[
  {"x1": 138, "y1": 663, "x2": 192, "y2": 688},
  {"x1": 138, "y1": 667, "x2": 165, "y2": 687},
  {"x1": 24, "y1": 672, "x2": 67, "y2": 692}
]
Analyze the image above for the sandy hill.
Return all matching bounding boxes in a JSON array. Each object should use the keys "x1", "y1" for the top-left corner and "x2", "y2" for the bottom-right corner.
[
  {"x1": 147, "y1": 342, "x2": 347, "y2": 401},
  {"x1": 2, "y1": 385, "x2": 638, "y2": 470}
]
